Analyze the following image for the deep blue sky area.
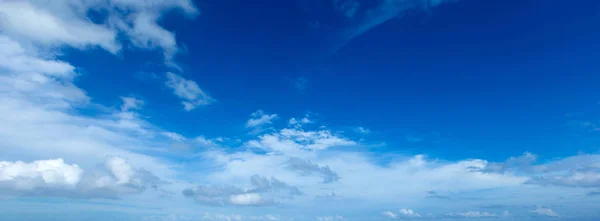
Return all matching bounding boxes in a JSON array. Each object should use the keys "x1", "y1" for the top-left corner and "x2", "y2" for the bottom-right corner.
[{"x1": 70, "y1": 0, "x2": 600, "y2": 161}]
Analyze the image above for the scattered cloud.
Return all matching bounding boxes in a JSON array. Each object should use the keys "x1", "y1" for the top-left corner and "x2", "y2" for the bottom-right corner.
[
  {"x1": 530, "y1": 206, "x2": 560, "y2": 217},
  {"x1": 201, "y1": 213, "x2": 280, "y2": 221},
  {"x1": 165, "y1": 72, "x2": 215, "y2": 111},
  {"x1": 182, "y1": 175, "x2": 301, "y2": 207},
  {"x1": 0, "y1": 0, "x2": 197, "y2": 57},
  {"x1": 285, "y1": 157, "x2": 340, "y2": 183},
  {"x1": 355, "y1": 127, "x2": 371, "y2": 134},
  {"x1": 120, "y1": 97, "x2": 144, "y2": 112},
  {"x1": 383, "y1": 209, "x2": 421, "y2": 219},
  {"x1": 247, "y1": 110, "x2": 278, "y2": 128},
  {"x1": 445, "y1": 211, "x2": 499, "y2": 218},
  {"x1": 247, "y1": 128, "x2": 356, "y2": 154},
  {"x1": 485, "y1": 153, "x2": 600, "y2": 188},
  {"x1": 399, "y1": 209, "x2": 421, "y2": 218},
  {"x1": 383, "y1": 211, "x2": 398, "y2": 219},
  {"x1": 163, "y1": 132, "x2": 187, "y2": 142},
  {"x1": 288, "y1": 116, "x2": 312, "y2": 128}
]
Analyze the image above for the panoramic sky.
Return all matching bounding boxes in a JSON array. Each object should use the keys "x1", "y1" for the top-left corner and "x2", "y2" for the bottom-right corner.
[{"x1": 1, "y1": 0, "x2": 600, "y2": 220}]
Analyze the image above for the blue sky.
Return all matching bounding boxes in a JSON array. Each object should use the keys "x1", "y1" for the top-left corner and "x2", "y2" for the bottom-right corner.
[{"x1": 1, "y1": 0, "x2": 600, "y2": 221}]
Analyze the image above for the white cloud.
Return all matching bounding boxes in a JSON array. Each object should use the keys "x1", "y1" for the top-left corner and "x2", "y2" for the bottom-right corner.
[
  {"x1": 530, "y1": 206, "x2": 559, "y2": 217},
  {"x1": 247, "y1": 110, "x2": 278, "y2": 128},
  {"x1": 105, "y1": 156, "x2": 136, "y2": 184},
  {"x1": 165, "y1": 72, "x2": 215, "y2": 111},
  {"x1": 163, "y1": 132, "x2": 187, "y2": 142},
  {"x1": 203, "y1": 213, "x2": 244, "y2": 221},
  {"x1": 0, "y1": 157, "x2": 162, "y2": 198},
  {"x1": 245, "y1": 128, "x2": 356, "y2": 156},
  {"x1": 446, "y1": 211, "x2": 498, "y2": 218},
  {"x1": 288, "y1": 117, "x2": 311, "y2": 126},
  {"x1": 182, "y1": 175, "x2": 300, "y2": 207},
  {"x1": 383, "y1": 209, "x2": 421, "y2": 219},
  {"x1": 0, "y1": 0, "x2": 197, "y2": 56},
  {"x1": 285, "y1": 157, "x2": 340, "y2": 183},
  {"x1": 201, "y1": 213, "x2": 280, "y2": 221},
  {"x1": 120, "y1": 96, "x2": 144, "y2": 112},
  {"x1": 488, "y1": 153, "x2": 600, "y2": 188},
  {"x1": 0, "y1": 158, "x2": 83, "y2": 190},
  {"x1": 229, "y1": 193, "x2": 263, "y2": 206},
  {"x1": 0, "y1": 1, "x2": 120, "y2": 53},
  {"x1": 355, "y1": 127, "x2": 371, "y2": 134},
  {"x1": 398, "y1": 209, "x2": 421, "y2": 218},
  {"x1": 383, "y1": 211, "x2": 398, "y2": 219}
]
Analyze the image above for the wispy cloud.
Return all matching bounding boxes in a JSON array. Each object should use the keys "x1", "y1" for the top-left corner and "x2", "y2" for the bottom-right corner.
[
  {"x1": 294, "y1": 77, "x2": 308, "y2": 92},
  {"x1": 329, "y1": 0, "x2": 457, "y2": 53},
  {"x1": 165, "y1": 72, "x2": 216, "y2": 111},
  {"x1": 247, "y1": 110, "x2": 278, "y2": 128}
]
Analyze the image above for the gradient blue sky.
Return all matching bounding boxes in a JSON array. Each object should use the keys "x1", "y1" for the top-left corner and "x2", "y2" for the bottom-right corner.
[{"x1": 1, "y1": 0, "x2": 600, "y2": 221}]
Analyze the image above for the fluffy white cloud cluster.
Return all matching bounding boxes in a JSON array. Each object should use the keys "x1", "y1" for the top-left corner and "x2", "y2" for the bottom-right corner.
[
  {"x1": 0, "y1": 0, "x2": 197, "y2": 57},
  {"x1": 0, "y1": 157, "x2": 161, "y2": 198},
  {"x1": 0, "y1": 158, "x2": 83, "y2": 190}
]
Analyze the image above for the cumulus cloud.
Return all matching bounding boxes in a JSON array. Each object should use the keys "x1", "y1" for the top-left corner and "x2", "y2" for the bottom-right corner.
[
  {"x1": 285, "y1": 157, "x2": 340, "y2": 183},
  {"x1": 398, "y1": 209, "x2": 421, "y2": 218},
  {"x1": 530, "y1": 206, "x2": 559, "y2": 217},
  {"x1": 288, "y1": 116, "x2": 312, "y2": 128},
  {"x1": 0, "y1": 158, "x2": 83, "y2": 190},
  {"x1": 182, "y1": 175, "x2": 301, "y2": 206},
  {"x1": 0, "y1": 157, "x2": 162, "y2": 198},
  {"x1": 165, "y1": 72, "x2": 216, "y2": 111}
]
